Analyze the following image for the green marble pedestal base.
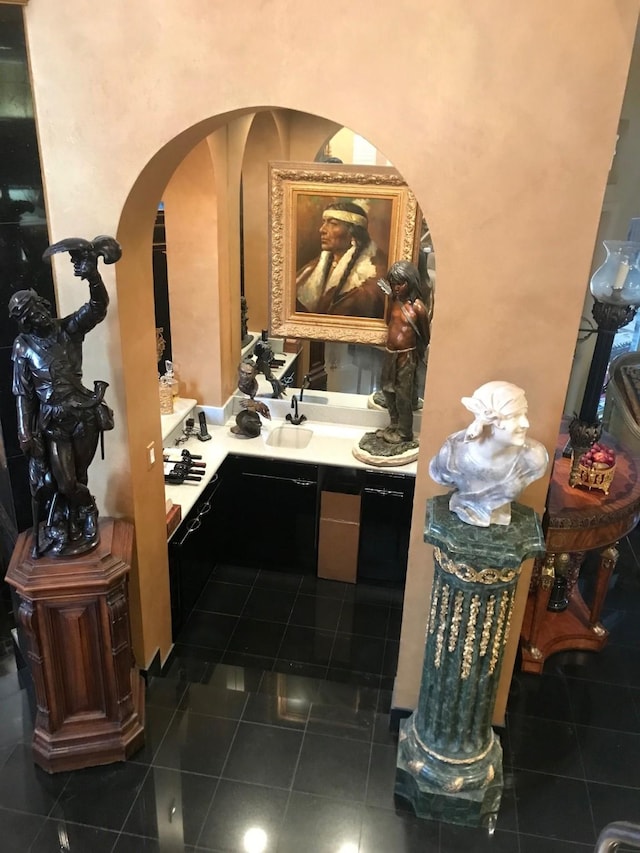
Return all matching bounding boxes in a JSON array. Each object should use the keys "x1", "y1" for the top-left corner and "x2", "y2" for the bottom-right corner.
[
  {"x1": 395, "y1": 495, "x2": 545, "y2": 829},
  {"x1": 396, "y1": 717, "x2": 503, "y2": 828}
]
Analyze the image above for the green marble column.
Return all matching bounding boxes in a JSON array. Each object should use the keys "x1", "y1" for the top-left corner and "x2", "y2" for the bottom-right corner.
[{"x1": 395, "y1": 494, "x2": 545, "y2": 829}]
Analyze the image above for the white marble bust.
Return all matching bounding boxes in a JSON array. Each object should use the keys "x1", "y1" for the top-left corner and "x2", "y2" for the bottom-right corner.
[{"x1": 429, "y1": 381, "x2": 549, "y2": 527}]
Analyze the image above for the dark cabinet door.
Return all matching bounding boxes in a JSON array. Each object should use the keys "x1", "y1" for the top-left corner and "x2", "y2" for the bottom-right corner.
[
  {"x1": 222, "y1": 455, "x2": 319, "y2": 574},
  {"x1": 168, "y1": 474, "x2": 223, "y2": 637},
  {"x1": 357, "y1": 472, "x2": 415, "y2": 585}
]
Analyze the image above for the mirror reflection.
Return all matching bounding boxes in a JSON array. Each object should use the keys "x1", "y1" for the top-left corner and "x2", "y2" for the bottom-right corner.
[{"x1": 152, "y1": 113, "x2": 435, "y2": 408}]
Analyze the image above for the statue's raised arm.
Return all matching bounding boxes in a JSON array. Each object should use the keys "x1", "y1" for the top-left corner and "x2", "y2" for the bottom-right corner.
[{"x1": 429, "y1": 380, "x2": 549, "y2": 527}]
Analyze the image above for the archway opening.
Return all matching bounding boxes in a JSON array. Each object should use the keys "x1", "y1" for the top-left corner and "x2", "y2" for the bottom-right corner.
[{"x1": 115, "y1": 106, "x2": 434, "y2": 670}]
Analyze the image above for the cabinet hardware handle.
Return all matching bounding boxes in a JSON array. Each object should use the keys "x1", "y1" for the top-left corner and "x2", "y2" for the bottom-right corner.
[
  {"x1": 198, "y1": 501, "x2": 213, "y2": 517},
  {"x1": 172, "y1": 473, "x2": 220, "y2": 545},
  {"x1": 241, "y1": 472, "x2": 316, "y2": 487},
  {"x1": 363, "y1": 487, "x2": 405, "y2": 498},
  {"x1": 174, "y1": 516, "x2": 201, "y2": 546}
]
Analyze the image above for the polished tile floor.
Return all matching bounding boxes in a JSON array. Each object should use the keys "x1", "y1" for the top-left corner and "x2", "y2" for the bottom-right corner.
[
  {"x1": 172, "y1": 563, "x2": 404, "y2": 689},
  {"x1": 0, "y1": 537, "x2": 639, "y2": 851}
]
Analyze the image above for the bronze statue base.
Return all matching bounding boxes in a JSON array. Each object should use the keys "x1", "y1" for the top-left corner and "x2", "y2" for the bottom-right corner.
[
  {"x1": 32, "y1": 495, "x2": 101, "y2": 560},
  {"x1": 353, "y1": 431, "x2": 419, "y2": 467}
]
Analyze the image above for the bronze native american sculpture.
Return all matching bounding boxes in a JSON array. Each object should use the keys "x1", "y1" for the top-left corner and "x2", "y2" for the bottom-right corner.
[{"x1": 9, "y1": 235, "x2": 121, "y2": 558}]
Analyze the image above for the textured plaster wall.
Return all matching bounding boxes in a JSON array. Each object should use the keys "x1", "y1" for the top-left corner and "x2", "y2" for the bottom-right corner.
[{"x1": 20, "y1": 0, "x2": 639, "y2": 694}]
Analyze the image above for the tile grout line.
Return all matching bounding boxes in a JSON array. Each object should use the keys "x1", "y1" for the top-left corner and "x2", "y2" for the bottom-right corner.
[
  {"x1": 221, "y1": 568, "x2": 258, "y2": 661},
  {"x1": 108, "y1": 681, "x2": 192, "y2": 850},
  {"x1": 192, "y1": 693, "x2": 249, "y2": 851},
  {"x1": 271, "y1": 571, "x2": 308, "y2": 675},
  {"x1": 275, "y1": 690, "x2": 310, "y2": 851}
]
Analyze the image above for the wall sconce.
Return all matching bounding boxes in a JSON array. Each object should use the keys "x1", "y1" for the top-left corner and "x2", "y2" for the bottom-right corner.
[{"x1": 568, "y1": 240, "x2": 640, "y2": 484}]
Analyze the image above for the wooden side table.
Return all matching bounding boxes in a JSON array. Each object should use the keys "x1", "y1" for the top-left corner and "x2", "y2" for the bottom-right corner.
[{"x1": 520, "y1": 423, "x2": 640, "y2": 674}]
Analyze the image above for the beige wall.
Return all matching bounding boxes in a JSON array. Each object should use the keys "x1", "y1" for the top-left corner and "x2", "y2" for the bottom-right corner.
[
  {"x1": 242, "y1": 112, "x2": 284, "y2": 334},
  {"x1": 20, "y1": 0, "x2": 639, "y2": 689},
  {"x1": 164, "y1": 119, "x2": 251, "y2": 404},
  {"x1": 164, "y1": 139, "x2": 222, "y2": 403}
]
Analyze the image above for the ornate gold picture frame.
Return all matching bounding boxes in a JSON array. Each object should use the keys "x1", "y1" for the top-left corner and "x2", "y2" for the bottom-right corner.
[{"x1": 269, "y1": 162, "x2": 421, "y2": 345}]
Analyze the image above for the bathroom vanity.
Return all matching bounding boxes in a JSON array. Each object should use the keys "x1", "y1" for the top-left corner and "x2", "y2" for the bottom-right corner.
[{"x1": 164, "y1": 397, "x2": 417, "y2": 637}]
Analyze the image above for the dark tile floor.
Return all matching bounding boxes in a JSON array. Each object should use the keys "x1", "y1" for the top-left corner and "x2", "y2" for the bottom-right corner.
[
  {"x1": 172, "y1": 564, "x2": 404, "y2": 689},
  {"x1": 0, "y1": 537, "x2": 639, "y2": 851}
]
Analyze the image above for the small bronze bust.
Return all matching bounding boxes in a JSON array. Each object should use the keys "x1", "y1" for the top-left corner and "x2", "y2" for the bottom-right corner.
[{"x1": 9, "y1": 235, "x2": 121, "y2": 559}]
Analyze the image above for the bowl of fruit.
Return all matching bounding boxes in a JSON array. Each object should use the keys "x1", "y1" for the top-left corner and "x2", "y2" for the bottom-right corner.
[{"x1": 575, "y1": 442, "x2": 617, "y2": 495}]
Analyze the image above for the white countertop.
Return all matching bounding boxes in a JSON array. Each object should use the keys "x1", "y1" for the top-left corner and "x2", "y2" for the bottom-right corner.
[
  {"x1": 161, "y1": 397, "x2": 198, "y2": 441},
  {"x1": 164, "y1": 411, "x2": 417, "y2": 536}
]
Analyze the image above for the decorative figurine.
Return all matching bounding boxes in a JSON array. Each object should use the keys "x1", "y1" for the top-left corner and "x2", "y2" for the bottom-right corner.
[
  {"x1": 9, "y1": 235, "x2": 121, "y2": 558},
  {"x1": 353, "y1": 261, "x2": 429, "y2": 466},
  {"x1": 429, "y1": 381, "x2": 549, "y2": 526},
  {"x1": 369, "y1": 249, "x2": 433, "y2": 413},
  {"x1": 230, "y1": 409, "x2": 264, "y2": 438},
  {"x1": 253, "y1": 330, "x2": 286, "y2": 398},
  {"x1": 231, "y1": 360, "x2": 271, "y2": 437}
]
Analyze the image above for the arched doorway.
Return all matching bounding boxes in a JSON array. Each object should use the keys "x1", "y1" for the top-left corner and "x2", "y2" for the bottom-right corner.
[{"x1": 114, "y1": 107, "x2": 432, "y2": 670}]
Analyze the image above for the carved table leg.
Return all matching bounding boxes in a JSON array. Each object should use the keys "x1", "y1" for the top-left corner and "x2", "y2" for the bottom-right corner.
[
  {"x1": 527, "y1": 554, "x2": 555, "y2": 659},
  {"x1": 566, "y1": 551, "x2": 587, "y2": 597},
  {"x1": 589, "y1": 543, "x2": 618, "y2": 633}
]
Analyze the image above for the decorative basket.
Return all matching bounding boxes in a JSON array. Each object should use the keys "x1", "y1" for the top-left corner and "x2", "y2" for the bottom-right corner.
[{"x1": 575, "y1": 462, "x2": 616, "y2": 495}]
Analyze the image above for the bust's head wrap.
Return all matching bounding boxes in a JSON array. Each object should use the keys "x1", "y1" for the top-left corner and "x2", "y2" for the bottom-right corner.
[{"x1": 461, "y1": 381, "x2": 528, "y2": 441}]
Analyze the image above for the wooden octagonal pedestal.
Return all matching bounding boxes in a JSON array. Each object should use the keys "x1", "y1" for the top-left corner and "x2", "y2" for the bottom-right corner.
[{"x1": 6, "y1": 518, "x2": 145, "y2": 773}]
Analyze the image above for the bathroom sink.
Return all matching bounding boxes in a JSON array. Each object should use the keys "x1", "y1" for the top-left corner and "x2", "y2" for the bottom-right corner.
[{"x1": 266, "y1": 426, "x2": 314, "y2": 449}]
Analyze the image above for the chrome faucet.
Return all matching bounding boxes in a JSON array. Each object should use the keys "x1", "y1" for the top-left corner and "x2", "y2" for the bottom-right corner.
[{"x1": 286, "y1": 394, "x2": 307, "y2": 425}]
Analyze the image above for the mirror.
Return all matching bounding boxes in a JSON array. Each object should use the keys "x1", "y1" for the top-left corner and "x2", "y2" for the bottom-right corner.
[
  {"x1": 154, "y1": 111, "x2": 435, "y2": 409},
  {"x1": 246, "y1": 121, "x2": 436, "y2": 407}
]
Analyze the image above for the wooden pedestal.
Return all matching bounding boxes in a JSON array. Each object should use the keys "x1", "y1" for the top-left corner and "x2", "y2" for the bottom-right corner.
[
  {"x1": 5, "y1": 518, "x2": 145, "y2": 773},
  {"x1": 520, "y1": 422, "x2": 640, "y2": 674},
  {"x1": 520, "y1": 581, "x2": 610, "y2": 674}
]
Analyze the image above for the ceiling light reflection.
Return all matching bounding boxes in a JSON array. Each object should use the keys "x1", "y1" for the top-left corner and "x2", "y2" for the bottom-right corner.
[
  {"x1": 243, "y1": 826, "x2": 268, "y2": 853},
  {"x1": 336, "y1": 843, "x2": 359, "y2": 853}
]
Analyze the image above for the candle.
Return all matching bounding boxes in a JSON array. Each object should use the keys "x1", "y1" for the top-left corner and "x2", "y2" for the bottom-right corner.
[{"x1": 613, "y1": 259, "x2": 630, "y2": 291}]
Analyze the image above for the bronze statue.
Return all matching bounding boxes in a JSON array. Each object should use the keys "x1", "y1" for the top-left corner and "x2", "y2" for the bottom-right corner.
[
  {"x1": 9, "y1": 235, "x2": 121, "y2": 558},
  {"x1": 377, "y1": 260, "x2": 430, "y2": 444},
  {"x1": 354, "y1": 261, "x2": 429, "y2": 466},
  {"x1": 232, "y1": 360, "x2": 271, "y2": 436},
  {"x1": 253, "y1": 332, "x2": 286, "y2": 398}
]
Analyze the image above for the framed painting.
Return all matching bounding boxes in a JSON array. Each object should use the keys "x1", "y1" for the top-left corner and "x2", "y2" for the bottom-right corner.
[{"x1": 269, "y1": 162, "x2": 421, "y2": 345}]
